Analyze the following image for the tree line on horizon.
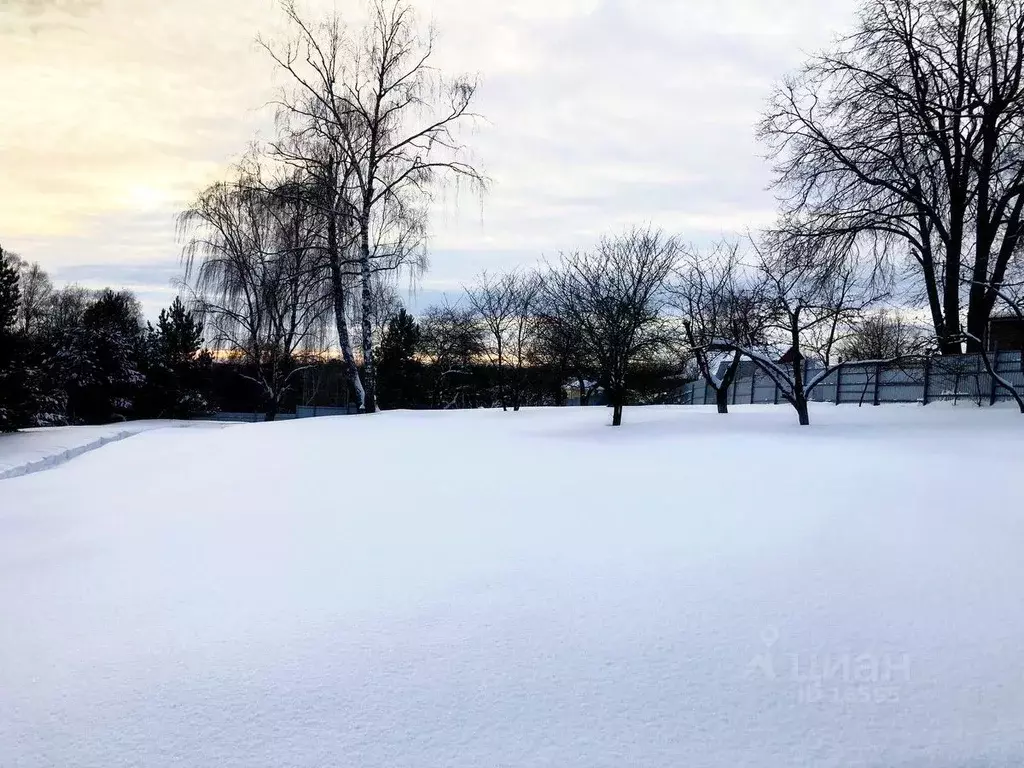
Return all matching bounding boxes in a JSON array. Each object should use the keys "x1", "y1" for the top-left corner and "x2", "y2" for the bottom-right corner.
[
  {"x1": 0, "y1": 247, "x2": 213, "y2": 431},
  {"x1": 4, "y1": 0, "x2": 1024, "y2": 430}
]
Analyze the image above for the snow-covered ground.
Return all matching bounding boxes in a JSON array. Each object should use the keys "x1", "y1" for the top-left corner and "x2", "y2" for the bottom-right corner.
[
  {"x1": 0, "y1": 420, "x2": 228, "y2": 480},
  {"x1": 1, "y1": 405, "x2": 1022, "y2": 767}
]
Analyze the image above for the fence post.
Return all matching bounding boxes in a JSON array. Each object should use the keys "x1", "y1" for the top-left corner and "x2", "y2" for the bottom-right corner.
[
  {"x1": 922, "y1": 356, "x2": 931, "y2": 405},
  {"x1": 977, "y1": 352, "x2": 984, "y2": 406},
  {"x1": 750, "y1": 366, "x2": 757, "y2": 404},
  {"x1": 989, "y1": 350, "x2": 1000, "y2": 406},
  {"x1": 835, "y1": 364, "x2": 844, "y2": 405},
  {"x1": 873, "y1": 362, "x2": 882, "y2": 406},
  {"x1": 732, "y1": 371, "x2": 739, "y2": 405}
]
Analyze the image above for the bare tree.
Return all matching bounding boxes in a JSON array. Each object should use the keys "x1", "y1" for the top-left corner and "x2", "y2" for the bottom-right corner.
[
  {"x1": 260, "y1": 16, "x2": 367, "y2": 410},
  {"x1": 38, "y1": 285, "x2": 92, "y2": 339},
  {"x1": 762, "y1": 0, "x2": 1024, "y2": 355},
  {"x1": 274, "y1": 137, "x2": 368, "y2": 410},
  {"x1": 179, "y1": 162, "x2": 332, "y2": 420},
  {"x1": 8, "y1": 258, "x2": 53, "y2": 336},
  {"x1": 712, "y1": 236, "x2": 887, "y2": 426},
  {"x1": 465, "y1": 270, "x2": 518, "y2": 411},
  {"x1": 839, "y1": 308, "x2": 932, "y2": 361},
  {"x1": 262, "y1": 0, "x2": 483, "y2": 413},
  {"x1": 667, "y1": 242, "x2": 773, "y2": 414},
  {"x1": 544, "y1": 227, "x2": 679, "y2": 427},
  {"x1": 506, "y1": 272, "x2": 543, "y2": 411},
  {"x1": 960, "y1": 277, "x2": 1024, "y2": 412},
  {"x1": 529, "y1": 290, "x2": 596, "y2": 407},
  {"x1": 467, "y1": 269, "x2": 544, "y2": 411},
  {"x1": 419, "y1": 301, "x2": 485, "y2": 409},
  {"x1": 361, "y1": 276, "x2": 404, "y2": 347}
]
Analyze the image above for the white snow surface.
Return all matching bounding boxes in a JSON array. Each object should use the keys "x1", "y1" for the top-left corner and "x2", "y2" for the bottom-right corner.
[
  {"x1": 0, "y1": 420, "x2": 227, "y2": 480},
  {"x1": 2, "y1": 405, "x2": 1023, "y2": 767}
]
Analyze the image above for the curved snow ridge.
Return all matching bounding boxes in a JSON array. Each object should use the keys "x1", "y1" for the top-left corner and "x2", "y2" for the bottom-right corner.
[
  {"x1": 0, "y1": 429, "x2": 146, "y2": 481},
  {"x1": 0, "y1": 422, "x2": 230, "y2": 481}
]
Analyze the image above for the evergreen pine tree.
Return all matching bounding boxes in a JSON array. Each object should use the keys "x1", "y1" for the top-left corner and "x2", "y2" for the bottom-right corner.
[
  {"x1": 376, "y1": 308, "x2": 423, "y2": 409},
  {"x1": 159, "y1": 297, "x2": 205, "y2": 367},
  {"x1": 68, "y1": 290, "x2": 145, "y2": 423},
  {"x1": 0, "y1": 246, "x2": 19, "y2": 332},
  {"x1": 140, "y1": 297, "x2": 212, "y2": 418},
  {"x1": 0, "y1": 246, "x2": 30, "y2": 431}
]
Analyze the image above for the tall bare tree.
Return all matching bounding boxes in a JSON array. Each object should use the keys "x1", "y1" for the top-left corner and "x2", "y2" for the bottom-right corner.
[
  {"x1": 261, "y1": 17, "x2": 367, "y2": 410},
  {"x1": 545, "y1": 227, "x2": 679, "y2": 427},
  {"x1": 762, "y1": 0, "x2": 1024, "y2": 355},
  {"x1": 263, "y1": 0, "x2": 483, "y2": 413}
]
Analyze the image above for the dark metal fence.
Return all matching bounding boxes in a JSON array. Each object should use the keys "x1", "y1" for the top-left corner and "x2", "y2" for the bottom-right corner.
[
  {"x1": 193, "y1": 405, "x2": 359, "y2": 423},
  {"x1": 680, "y1": 351, "x2": 1024, "y2": 407}
]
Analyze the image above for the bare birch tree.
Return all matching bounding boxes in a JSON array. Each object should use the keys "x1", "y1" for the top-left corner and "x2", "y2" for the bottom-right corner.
[
  {"x1": 260, "y1": 14, "x2": 366, "y2": 409},
  {"x1": 262, "y1": 0, "x2": 483, "y2": 413}
]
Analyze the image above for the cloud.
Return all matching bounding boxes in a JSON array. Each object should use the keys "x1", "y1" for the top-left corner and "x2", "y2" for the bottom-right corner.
[
  {"x1": 1, "y1": 0, "x2": 860, "y2": 318},
  {"x1": 0, "y1": 0, "x2": 280, "y2": 237}
]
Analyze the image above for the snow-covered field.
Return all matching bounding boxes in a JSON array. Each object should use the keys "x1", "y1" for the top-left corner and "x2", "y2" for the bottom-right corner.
[
  {"x1": 2, "y1": 405, "x2": 1023, "y2": 767},
  {"x1": 0, "y1": 420, "x2": 226, "y2": 480}
]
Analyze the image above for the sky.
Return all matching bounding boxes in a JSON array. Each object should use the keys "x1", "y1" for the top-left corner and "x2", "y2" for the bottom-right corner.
[{"x1": 0, "y1": 0, "x2": 859, "y2": 319}]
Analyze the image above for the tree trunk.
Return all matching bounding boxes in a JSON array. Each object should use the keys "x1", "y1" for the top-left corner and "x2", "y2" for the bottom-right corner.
[
  {"x1": 357, "y1": 218, "x2": 377, "y2": 413},
  {"x1": 610, "y1": 378, "x2": 625, "y2": 427},
  {"x1": 975, "y1": 342, "x2": 1024, "y2": 414},
  {"x1": 328, "y1": 216, "x2": 365, "y2": 411},
  {"x1": 554, "y1": 364, "x2": 567, "y2": 407},
  {"x1": 794, "y1": 395, "x2": 810, "y2": 426},
  {"x1": 715, "y1": 352, "x2": 742, "y2": 415},
  {"x1": 792, "y1": 364, "x2": 810, "y2": 425},
  {"x1": 790, "y1": 315, "x2": 810, "y2": 426},
  {"x1": 915, "y1": 226, "x2": 951, "y2": 355},
  {"x1": 715, "y1": 385, "x2": 730, "y2": 414},
  {"x1": 264, "y1": 394, "x2": 279, "y2": 422},
  {"x1": 965, "y1": 283, "x2": 993, "y2": 354},
  {"x1": 941, "y1": 226, "x2": 965, "y2": 355}
]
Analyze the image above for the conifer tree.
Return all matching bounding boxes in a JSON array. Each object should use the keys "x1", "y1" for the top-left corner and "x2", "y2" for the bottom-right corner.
[{"x1": 376, "y1": 308, "x2": 422, "y2": 409}]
